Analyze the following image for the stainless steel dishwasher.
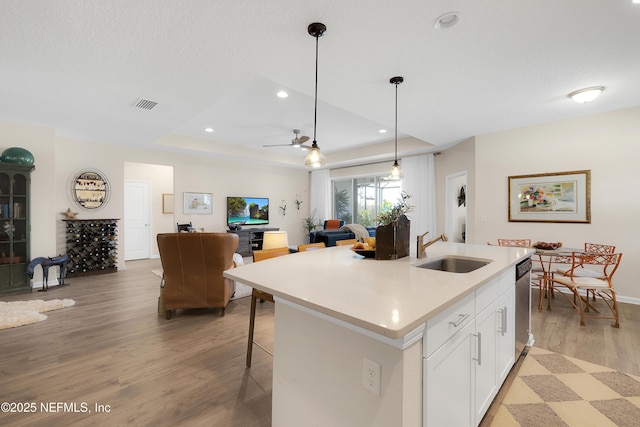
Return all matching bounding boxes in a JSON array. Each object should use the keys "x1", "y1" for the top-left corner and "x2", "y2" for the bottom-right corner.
[{"x1": 515, "y1": 257, "x2": 532, "y2": 359}]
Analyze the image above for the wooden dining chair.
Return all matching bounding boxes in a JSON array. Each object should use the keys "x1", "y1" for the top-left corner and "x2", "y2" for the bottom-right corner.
[
  {"x1": 497, "y1": 238, "x2": 531, "y2": 247},
  {"x1": 335, "y1": 239, "x2": 358, "y2": 246},
  {"x1": 246, "y1": 247, "x2": 290, "y2": 367},
  {"x1": 555, "y1": 243, "x2": 616, "y2": 301},
  {"x1": 551, "y1": 251, "x2": 622, "y2": 327},
  {"x1": 297, "y1": 242, "x2": 326, "y2": 252}
]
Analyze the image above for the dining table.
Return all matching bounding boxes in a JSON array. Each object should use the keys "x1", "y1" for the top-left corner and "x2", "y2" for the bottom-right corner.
[{"x1": 532, "y1": 246, "x2": 582, "y2": 310}]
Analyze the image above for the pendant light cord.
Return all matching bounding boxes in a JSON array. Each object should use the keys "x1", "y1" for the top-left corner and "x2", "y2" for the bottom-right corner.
[
  {"x1": 313, "y1": 35, "x2": 319, "y2": 145},
  {"x1": 394, "y1": 81, "x2": 398, "y2": 162}
]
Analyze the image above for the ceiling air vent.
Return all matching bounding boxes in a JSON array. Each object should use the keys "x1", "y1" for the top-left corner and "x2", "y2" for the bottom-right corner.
[{"x1": 133, "y1": 98, "x2": 158, "y2": 110}]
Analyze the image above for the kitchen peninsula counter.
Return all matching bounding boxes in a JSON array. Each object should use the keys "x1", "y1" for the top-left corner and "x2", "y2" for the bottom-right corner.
[
  {"x1": 224, "y1": 242, "x2": 534, "y2": 427},
  {"x1": 225, "y1": 242, "x2": 533, "y2": 339}
]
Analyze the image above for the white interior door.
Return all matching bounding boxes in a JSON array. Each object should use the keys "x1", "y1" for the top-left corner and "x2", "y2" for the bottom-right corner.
[{"x1": 124, "y1": 180, "x2": 151, "y2": 260}]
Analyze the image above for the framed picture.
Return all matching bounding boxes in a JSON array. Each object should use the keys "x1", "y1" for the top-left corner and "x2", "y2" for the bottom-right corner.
[
  {"x1": 162, "y1": 193, "x2": 174, "y2": 214},
  {"x1": 183, "y1": 192, "x2": 212, "y2": 214},
  {"x1": 508, "y1": 170, "x2": 591, "y2": 223}
]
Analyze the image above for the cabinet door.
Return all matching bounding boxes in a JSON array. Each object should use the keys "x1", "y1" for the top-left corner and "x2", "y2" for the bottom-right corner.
[
  {"x1": 496, "y1": 286, "x2": 516, "y2": 383},
  {"x1": 424, "y1": 319, "x2": 475, "y2": 427},
  {"x1": 474, "y1": 305, "x2": 499, "y2": 423}
]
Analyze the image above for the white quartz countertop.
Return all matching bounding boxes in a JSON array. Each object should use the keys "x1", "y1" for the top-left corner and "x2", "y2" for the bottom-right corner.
[{"x1": 224, "y1": 242, "x2": 534, "y2": 339}]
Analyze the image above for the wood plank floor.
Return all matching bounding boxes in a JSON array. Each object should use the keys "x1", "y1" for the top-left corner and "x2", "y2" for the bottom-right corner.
[
  {"x1": 2, "y1": 259, "x2": 638, "y2": 426},
  {"x1": 0, "y1": 258, "x2": 273, "y2": 426}
]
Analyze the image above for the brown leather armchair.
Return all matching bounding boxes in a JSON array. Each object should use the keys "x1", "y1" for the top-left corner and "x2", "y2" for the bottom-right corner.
[{"x1": 157, "y1": 232, "x2": 239, "y2": 319}]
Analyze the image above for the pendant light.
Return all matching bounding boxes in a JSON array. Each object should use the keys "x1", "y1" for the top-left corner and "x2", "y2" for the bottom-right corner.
[
  {"x1": 386, "y1": 76, "x2": 404, "y2": 180},
  {"x1": 304, "y1": 22, "x2": 328, "y2": 168}
]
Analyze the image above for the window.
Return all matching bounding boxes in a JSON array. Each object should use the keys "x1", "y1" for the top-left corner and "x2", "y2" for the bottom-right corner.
[{"x1": 332, "y1": 176, "x2": 402, "y2": 226}]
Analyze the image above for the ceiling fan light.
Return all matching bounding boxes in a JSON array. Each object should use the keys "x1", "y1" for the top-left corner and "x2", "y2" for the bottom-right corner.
[
  {"x1": 304, "y1": 144, "x2": 327, "y2": 168},
  {"x1": 568, "y1": 86, "x2": 604, "y2": 103}
]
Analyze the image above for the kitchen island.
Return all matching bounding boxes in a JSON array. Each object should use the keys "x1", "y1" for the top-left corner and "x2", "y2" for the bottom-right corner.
[{"x1": 224, "y1": 242, "x2": 534, "y2": 426}]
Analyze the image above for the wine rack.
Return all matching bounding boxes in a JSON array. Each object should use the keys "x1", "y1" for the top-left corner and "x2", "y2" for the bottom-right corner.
[{"x1": 64, "y1": 219, "x2": 118, "y2": 277}]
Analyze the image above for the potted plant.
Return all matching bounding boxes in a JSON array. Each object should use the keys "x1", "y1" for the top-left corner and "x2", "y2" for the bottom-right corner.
[
  {"x1": 302, "y1": 208, "x2": 323, "y2": 243},
  {"x1": 375, "y1": 192, "x2": 412, "y2": 260}
]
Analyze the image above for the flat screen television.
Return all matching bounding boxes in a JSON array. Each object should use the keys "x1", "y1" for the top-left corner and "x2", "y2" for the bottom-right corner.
[{"x1": 227, "y1": 196, "x2": 269, "y2": 226}]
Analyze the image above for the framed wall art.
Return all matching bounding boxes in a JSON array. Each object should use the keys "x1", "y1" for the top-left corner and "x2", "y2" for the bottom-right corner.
[
  {"x1": 508, "y1": 170, "x2": 591, "y2": 223},
  {"x1": 183, "y1": 192, "x2": 212, "y2": 214},
  {"x1": 162, "y1": 193, "x2": 174, "y2": 214}
]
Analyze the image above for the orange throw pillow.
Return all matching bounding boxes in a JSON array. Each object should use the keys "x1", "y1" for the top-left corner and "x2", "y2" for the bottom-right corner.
[{"x1": 325, "y1": 219, "x2": 341, "y2": 229}]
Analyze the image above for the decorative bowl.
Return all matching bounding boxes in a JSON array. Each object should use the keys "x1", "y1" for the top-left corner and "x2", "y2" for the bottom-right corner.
[{"x1": 533, "y1": 241, "x2": 562, "y2": 250}]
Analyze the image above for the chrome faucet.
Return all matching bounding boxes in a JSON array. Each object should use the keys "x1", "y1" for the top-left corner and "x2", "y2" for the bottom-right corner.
[{"x1": 417, "y1": 232, "x2": 448, "y2": 259}]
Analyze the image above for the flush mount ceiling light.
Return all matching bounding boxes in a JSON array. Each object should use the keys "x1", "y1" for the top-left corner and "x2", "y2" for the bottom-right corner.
[
  {"x1": 385, "y1": 76, "x2": 404, "y2": 181},
  {"x1": 304, "y1": 22, "x2": 328, "y2": 168},
  {"x1": 568, "y1": 86, "x2": 605, "y2": 103},
  {"x1": 434, "y1": 12, "x2": 459, "y2": 29}
]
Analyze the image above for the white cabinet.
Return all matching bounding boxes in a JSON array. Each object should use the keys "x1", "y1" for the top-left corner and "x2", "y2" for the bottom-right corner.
[
  {"x1": 474, "y1": 299, "x2": 499, "y2": 421},
  {"x1": 424, "y1": 319, "x2": 475, "y2": 427},
  {"x1": 496, "y1": 286, "x2": 515, "y2": 383},
  {"x1": 424, "y1": 268, "x2": 516, "y2": 427}
]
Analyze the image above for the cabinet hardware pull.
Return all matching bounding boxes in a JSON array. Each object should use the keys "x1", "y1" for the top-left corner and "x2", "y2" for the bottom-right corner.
[
  {"x1": 502, "y1": 306, "x2": 508, "y2": 336},
  {"x1": 473, "y1": 332, "x2": 482, "y2": 365},
  {"x1": 448, "y1": 313, "x2": 470, "y2": 327}
]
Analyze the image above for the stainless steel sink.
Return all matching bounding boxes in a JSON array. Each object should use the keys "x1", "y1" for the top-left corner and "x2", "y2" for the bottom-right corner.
[{"x1": 414, "y1": 256, "x2": 492, "y2": 273}]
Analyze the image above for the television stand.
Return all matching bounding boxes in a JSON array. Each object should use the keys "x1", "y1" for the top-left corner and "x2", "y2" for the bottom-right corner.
[{"x1": 227, "y1": 227, "x2": 279, "y2": 257}]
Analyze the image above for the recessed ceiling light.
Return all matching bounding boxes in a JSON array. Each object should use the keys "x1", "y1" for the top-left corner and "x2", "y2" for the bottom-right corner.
[
  {"x1": 379, "y1": 129, "x2": 387, "y2": 134},
  {"x1": 434, "y1": 12, "x2": 459, "y2": 29},
  {"x1": 276, "y1": 91, "x2": 288, "y2": 98},
  {"x1": 568, "y1": 86, "x2": 605, "y2": 103},
  {"x1": 633, "y1": 0, "x2": 640, "y2": 4},
  {"x1": 204, "y1": 127, "x2": 214, "y2": 133}
]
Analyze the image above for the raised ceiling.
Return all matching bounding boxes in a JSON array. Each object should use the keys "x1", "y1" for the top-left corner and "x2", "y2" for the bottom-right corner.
[{"x1": 1, "y1": 1, "x2": 639, "y2": 168}]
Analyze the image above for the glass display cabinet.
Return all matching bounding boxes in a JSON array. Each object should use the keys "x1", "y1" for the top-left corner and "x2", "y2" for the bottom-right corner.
[{"x1": 0, "y1": 163, "x2": 34, "y2": 295}]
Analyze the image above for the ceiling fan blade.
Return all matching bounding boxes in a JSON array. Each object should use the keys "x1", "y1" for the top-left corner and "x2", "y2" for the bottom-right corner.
[
  {"x1": 263, "y1": 143, "x2": 296, "y2": 148},
  {"x1": 298, "y1": 135, "x2": 310, "y2": 143},
  {"x1": 299, "y1": 145, "x2": 311, "y2": 151}
]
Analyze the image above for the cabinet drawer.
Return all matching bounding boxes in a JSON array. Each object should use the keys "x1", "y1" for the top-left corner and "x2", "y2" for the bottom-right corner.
[
  {"x1": 475, "y1": 276, "x2": 499, "y2": 314},
  {"x1": 425, "y1": 291, "x2": 475, "y2": 356},
  {"x1": 499, "y1": 267, "x2": 515, "y2": 295}
]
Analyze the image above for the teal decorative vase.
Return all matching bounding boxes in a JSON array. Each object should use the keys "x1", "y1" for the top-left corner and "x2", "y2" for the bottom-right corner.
[
  {"x1": 0, "y1": 147, "x2": 33, "y2": 165},
  {"x1": 0, "y1": 147, "x2": 35, "y2": 165}
]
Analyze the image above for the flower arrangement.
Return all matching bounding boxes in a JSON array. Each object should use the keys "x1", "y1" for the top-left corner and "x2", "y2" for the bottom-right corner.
[
  {"x1": 377, "y1": 191, "x2": 412, "y2": 226},
  {"x1": 521, "y1": 186, "x2": 550, "y2": 207}
]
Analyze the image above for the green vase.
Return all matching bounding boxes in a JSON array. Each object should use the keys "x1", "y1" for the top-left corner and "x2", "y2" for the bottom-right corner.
[{"x1": 1, "y1": 147, "x2": 34, "y2": 165}]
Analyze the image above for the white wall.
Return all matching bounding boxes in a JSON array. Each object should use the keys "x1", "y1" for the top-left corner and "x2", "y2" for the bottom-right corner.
[
  {"x1": 1, "y1": 121, "x2": 311, "y2": 281},
  {"x1": 438, "y1": 107, "x2": 640, "y2": 301}
]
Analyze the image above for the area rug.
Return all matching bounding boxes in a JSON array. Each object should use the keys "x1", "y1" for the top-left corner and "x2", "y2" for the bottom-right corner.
[
  {"x1": 0, "y1": 299, "x2": 76, "y2": 330},
  {"x1": 491, "y1": 346, "x2": 640, "y2": 427},
  {"x1": 151, "y1": 269, "x2": 253, "y2": 300}
]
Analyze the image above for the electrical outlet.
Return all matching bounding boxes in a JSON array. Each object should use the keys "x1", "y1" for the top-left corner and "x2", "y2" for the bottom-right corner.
[{"x1": 363, "y1": 358, "x2": 381, "y2": 396}]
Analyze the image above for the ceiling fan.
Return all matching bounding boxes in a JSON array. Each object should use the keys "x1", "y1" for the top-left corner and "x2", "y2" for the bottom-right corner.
[{"x1": 263, "y1": 129, "x2": 311, "y2": 150}]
